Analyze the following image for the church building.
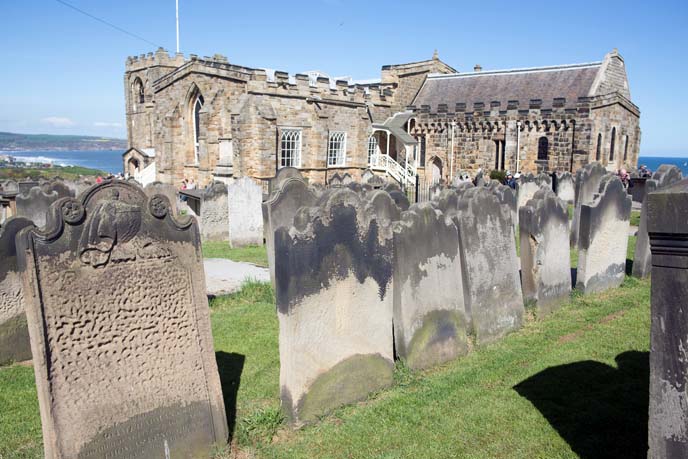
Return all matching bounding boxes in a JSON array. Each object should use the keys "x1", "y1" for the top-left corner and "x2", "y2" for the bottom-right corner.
[{"x1": 123, "y1": 48, "x2": 639, "y2": 188}]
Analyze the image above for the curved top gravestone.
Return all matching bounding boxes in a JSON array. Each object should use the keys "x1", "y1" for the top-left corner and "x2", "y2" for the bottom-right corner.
[
  {"x1": 16, "y1": 180, "x2": 227, "y2": 459},
  {"x1": 652, "y1": 164, "x2": 682, "y2": 188},
  {"x1": 270, "y1": 167, "x2": 303, "y2": 194},
  {"x1": 16, "y1": 187, "x2": 60, "y2": 228},
  {"x1": 41, "y1": 180, "x2": 74, "y2": 199}
]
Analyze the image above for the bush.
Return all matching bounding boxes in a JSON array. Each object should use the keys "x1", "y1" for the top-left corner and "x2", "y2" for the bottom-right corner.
[{"x1": 489, "y1": 170, "x2": 506, "y2": 183}]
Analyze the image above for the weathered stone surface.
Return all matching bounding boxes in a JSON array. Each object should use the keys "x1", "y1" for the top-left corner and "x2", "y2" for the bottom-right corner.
[
  {"x1": 274, "y1": 189, "x2": 397, "y2": 425},
  {"x1": 16, "y1": 187, "x2": 60, "y2": 227},
  {"x1": 388, "y1": 189, "x2": 410, "y2": 211},
  {"x1": 328, "y1": 172, "x2": 344, "y2": 187},
  {"x1": 392, "y1": 203, "x2": 468, "y2": 370},
  {"x1": 516, "y1": 173, "x2": 542, "y2": 210},
  {"x1": 16, "y1": 180, "x2": 227, "y2": 458},
  {"x1": 556, "y1": 172, "x2": 575, "y2": 203},
  {"x1": 647, "y1": 178, "x2": 688, "y2": 459},
  {"x1": 41, "y1": 179, "x2": 74, "y2": 199},
  {"x1": 1, "y1": 180, "x2": 19, "y2": 196},
  {"x1": 144, "y1": 181, "x2": 179, "y2": 215},
  {"x1": 454, "y1": 186, "x2": 524, "y2": 344},
  {"x1": 576, "y1": 175, "x2": 631, "y2": 293},
  {"x1": 491, "y1": 183, "x2": 517, "y2": 227},
  {"x1": 269, "y1": 167, "x2": 303, "y2": 194},
  {"x1": 519, "y1": 189, "x2": 571, "y2": 313},
  {"x1": 0, "y1": 217, "x2": 34, "y2": 366},
  {"x1": 263, "y1": 176, "x2": 317, "y2": 286},
  {"x1": 228, "y1": 177, "x2": 263, "y2": 247},
  {"x1": 633, "y1": 165, "x2": 684, "y2": 279},
  {"x1": 571, "y1": 162, "x2": 608, "y2": 248},
  {"x1": 199, "y1": 182, "x2": 229, "y2": 242}
]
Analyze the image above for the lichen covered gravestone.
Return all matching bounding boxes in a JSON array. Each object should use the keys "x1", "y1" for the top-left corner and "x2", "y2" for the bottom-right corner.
[
  {"x1": 633, "y1": 165, "x2": 683, "y2": 278},
  {"x1": 262, "y1": 175, "x2": 316, "y2": 286},
  {"x1": 576, "y1": 175, "x2": 632, "y2": 293},
  {"x1": 392, "y1": 203, "x2": 468, "y2": 370},
  {"x1": 556, "y1": 172, "x2": 575, "y2": 203},
  {"x1": 16, "y1": 180, "x2": 227, "y2": 458},
  {"x1": 200, "y1": 182, "x2": 229, "y2": 242},
  {"x1": 228, "y1": 177, "x2": 264, "y2": 247},
  {"x1": 454, "y1": 186, "x2": 524, "y2": 344},
  {"x1": 519, "y1": 189, "x2": 571, "y2": 313},
  {"x1": 0, "y1": 217, "x2": 34, "y2": 366},
  {"x1": 647, "y1": 178, "x2": 688, "y2": 459},
  {"x1": 274, "y1": 189, "x2": 397, "y2": 425},
  {"x1": 16, "y1": 187, "x2": 60, "y2": 227}
]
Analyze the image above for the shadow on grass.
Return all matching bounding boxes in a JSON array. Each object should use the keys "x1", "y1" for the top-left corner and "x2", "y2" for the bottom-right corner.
[
  {"x1": 514, "y1": 351, "x2": 648, "y2": 459},
  {"x1": 626, "y1": 258, "x2": 634, "y2": 275},
  {"x1": 215, "y1": 351, "x2": 246, "y2": 441}
]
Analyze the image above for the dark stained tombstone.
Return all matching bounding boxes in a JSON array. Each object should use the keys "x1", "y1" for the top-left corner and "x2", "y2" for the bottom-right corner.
[
  {"x1": 383, "y1": 182, "x2": 401, "y2": 193},
  {"x1": 269, "y1": 167, "x2": 303, "y2": 194},
  {"x1": 262, "y1": 176, "x2": 317, "y2": 286},
  {"x1": 41, "y1": 179, "x2": 74, "y2": 199},
  {"x1": 576, "y1": 175, "x2": 632, "y2": 293},
  {"x1": 346, "y1": 182, "x2": 363, "y2": 193},
  {"x1": 0, "y1": 217, "x2": 34, "y2": 366},
  {"x1": 454, "y1": 186, "x2": 524, "y2": 344},
  {"x1": 392, "y1": 203, "x2": 468, "y2": 370},
  {"x1": 571, "y1": 162, "x2": 608, "y2": 248},
  {"x1": 388, "y1": 190, "x2": 410, "y2": 211},
  {"x1": 18, "y1": 180, "x2": 39, "y2": 195},
  {"x1": 199, "y1": 181, "x2": 229, "y2": 242},
  {"x1": 16, "y1": 187, "x2": 60, "y2": 228},
  {"x1": 474, "y1": 170, "x2": 485, "y2": 187},
  {"x1": 647, "y1": 178, "x2": 688, "y2": 458},
  {"x1": 535, "y1": 172, "x2": 552, "y2": 189},
  {"x1": 16, "y1": 180, "x2": 227, "y2": 458},
  {"x1": 519, "y1": 189, "x2": 571, "y2": 314},
  {"x1": 556, "y1": 172, "x2": 575, "y2": 203},
  {"x1": 633, "y1": 165, "x2": 683, "y2": 278},
  {"x1": 491, "y1": 183, "x2": 517, "y2": 227},
  {"x1": 274, "y1": 189, "x2": 397, "y2": 425}
]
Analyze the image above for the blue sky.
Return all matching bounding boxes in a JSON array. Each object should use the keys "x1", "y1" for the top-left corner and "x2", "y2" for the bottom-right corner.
[{"x1": 1, "y1": 0, "x2": 686, "y2": 156}]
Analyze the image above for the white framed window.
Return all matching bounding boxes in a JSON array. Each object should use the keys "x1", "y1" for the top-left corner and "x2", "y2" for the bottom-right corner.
[
  {"x1": 367, "y1": 135, "x2": 379, "y2": 166},
  {"x1": 280, "y1": 129, "x2": 302, "y2": 168},
  {"x1": 327, "y1": 131, "x2": 346, "y2": 167}
]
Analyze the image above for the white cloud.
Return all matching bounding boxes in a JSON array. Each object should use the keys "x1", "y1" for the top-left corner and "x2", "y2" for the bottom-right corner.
[
  {"x1": 41, "y1": 116, "x2": 75, "y2": 128},
  {"x1": 94, "y1": 122, "x2": 122, "y2": 128}
]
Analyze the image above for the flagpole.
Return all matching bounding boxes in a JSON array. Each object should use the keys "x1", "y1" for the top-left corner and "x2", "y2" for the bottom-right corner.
[{"x1": 175, "y1": 0, "x2": 180, "y2": 53}]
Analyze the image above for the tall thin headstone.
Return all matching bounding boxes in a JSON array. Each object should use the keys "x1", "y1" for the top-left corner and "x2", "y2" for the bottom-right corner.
[
  {"x1": 647, "y1": 178, "x2": 688, "y2": 458},
  {"x1": 228, "y1": 177, "x2": 264, "y2": 247},
  {"x1": 16, "y1": 181, "x2": 227, "y2": 458},
  {"x1": 571, "y1": 162, "x2": 608, "y2": 248},
  {"x1": 200, "y1": 182, "x2": 229, "y2": 242}
]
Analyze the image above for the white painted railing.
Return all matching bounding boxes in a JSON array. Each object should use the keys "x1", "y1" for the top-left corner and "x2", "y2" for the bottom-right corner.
[{"x1": 370, "y1": 154, "x2": 416, "y2": 187}]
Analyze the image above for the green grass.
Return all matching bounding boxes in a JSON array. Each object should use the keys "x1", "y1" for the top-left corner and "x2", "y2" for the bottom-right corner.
[
  {"x1": 202, "y1": 242, "x2": 269, "y2": 267},
  {"x1": 1, "y1": 236, "x2": 649, "y2": 458},
  {"x1": 0, "y1": 165, "x2": 107, "y2": 181},
  {"x1": 630, "y1": 210, "x2": 641, "y2": 227}
]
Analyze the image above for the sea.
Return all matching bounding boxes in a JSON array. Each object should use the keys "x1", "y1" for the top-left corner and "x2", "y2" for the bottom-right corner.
[
  {"x1": 1, "y1": 150, "x2": 124, "y2": 175},
  {"x1": 2, "y1": 150, "x2": 688, "y2": 177}
]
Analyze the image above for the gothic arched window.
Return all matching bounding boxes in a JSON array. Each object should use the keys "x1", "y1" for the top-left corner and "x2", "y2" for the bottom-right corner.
[
  {"x1": 537, "y1": 136, "x2": 549, "y2": 161},
  {"x1": 132, "y1": 78, "x2": 144, "y2": 105},
  {"x1": 609, "y1": 127, "x2": 616, "y2": 161},
  {"x1": 367, "y1": 135, "x2": 379, "y2": 166},
  {"x1": 192, "y1": 93, "x2": 204, "y2": 164}
]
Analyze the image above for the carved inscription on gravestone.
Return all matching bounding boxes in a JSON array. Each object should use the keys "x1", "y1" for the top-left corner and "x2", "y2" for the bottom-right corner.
[{"x1": 17, "y1": 181, "x2": 227, "y2": 459}]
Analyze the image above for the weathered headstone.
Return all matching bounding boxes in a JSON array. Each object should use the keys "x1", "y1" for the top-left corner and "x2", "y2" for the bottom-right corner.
[
  {"x1": 341, "y1": 173, "x2": 353, "y2": 185},
  {"x1": 200, "y1": 182, "x2": 229, "y2": 242},
  {"x1": 556, "y1": 172, "x2": 575, "y2": 203},
  {"x1": 269, "y1": 167, "x2": 303, "y2": 195},
  {"x1": 491, "y1": 183, "x2": 517, "y2": 227},
  {"x1": 144, "y1": 181, "x2": 180, "y2": 216},
  {"x1": 16, "y1": 187, "x2": 60, "y2": 228},
  {"x1": 519, "y1": 189, "x2": 571, "y2": 313},
  {"x1": 633, "y1": 165, "x2": 683, "y2": 278},
  {"x1": 388, "y1": 189, "x2": 410, "y2": 211},
  {"x1": 647, "y1": 178, "x2": 688, "y2": 458},
  {"x1": 454, "y1": 187, "x2": 524, "y2": 344},
  {"x1": 228, "y1": 177, "x2": 263, "y2": 247},
  {"x1": 41, "y1": 179, "x2": 74, "y2": 199},
  {"x1": 535, "y1": 172, "x2": 552, "y2": 190},
  {"x1": 576, "y1": 175, "x2": 632, "y2": 293},
  {"x1": 328, "y1": 172, "x2": 344, "y2": 187},
  {"x1": 275, "y1": 189, "x2": 397, "y2": 425},
  {"x1": 516, "y1": 173, "x2": 541, "y2": 210},
  {"x1": 263, "y1": 176, "x2": 317, "y2": 286},
  {"x1": 571, "y1": 162, "x2": 608, "y2": 248},
  {"x1": 474, "y1": 170, "x2": 485, "y2": 187},
  {"x1": 16, "y1": 180, "x2": 228, "y2": 458},
  {"x1": 18, "y1": 180, "x2": 39, "y2": 195},
  {"x1": 0, "y1": 217, "x2": 34, "y2": 366},
  {"x1": 393, "y1": 203, "x2": 468, "y2": 370}
]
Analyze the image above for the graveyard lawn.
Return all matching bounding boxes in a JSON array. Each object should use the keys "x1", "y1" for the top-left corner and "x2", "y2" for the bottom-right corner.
[
  {"x1": 1, "y1": 239, "x2": 647, "y2": 459},
  {"x1": 202, "y1": 242, "x2": 269, "y2": 267}
]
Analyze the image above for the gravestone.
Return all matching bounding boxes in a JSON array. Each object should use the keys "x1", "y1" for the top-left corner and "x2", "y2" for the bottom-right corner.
[
  {"x1": 144, "y1": 181, "x2": 180, "y2": 216},
  {"x1": 16, "y1": 187, "x2": 60, "y2": 228},
  {"x1": 18, "y1": 180, "x2": 39, "y2": 195},
  {"x1": 341, "y1": 173, "x2": 353, "y2": 185},
  {"x1": 516, "y1": 173, "x2": 541, "y2": 210},
  {"x1": 0, "y1": 217, "x2": 34, "y2": 366},
  {"x1": 519, "y1": 189, "x2": 571, "y2": 313},
  {"x1": 393, "y1": 203, "x2": 468, "y2": 370},
  {"x1": 1, "y1": 180, "x2": 19, "y2": 197},
  {"x1": 41, "y1": 179, "x2": 74, "y2": 199},
  {"x1": 647, "y1": 178, "x2": 688, "y2": 458},
  {"x1": 228, "y1": 177, "x2": 263, "y2": 247},
  {"x1": 328, "y1": 172, "x2": 344, "y2": 187},
  {"x1": 571, "y1": 162, "x2": 608, "y2": 248},
  {"x1": 535, "y1": 172, "x2": 552, "y2": 189},
  {"x1": 388, "y1": 190, "x2": 410, "y2": 211},
  {"x1": 269, "y1": 167, "x2": 303, "y2": 195},
  {"x1": 263, "y1": 176, "x2": 317, "y2": 286},
  {"x1": 474, "y1": 170, "x2": 485, "y2": 187},
  {"x1": 16, "y1": 180, "x2": 227, "y2": 458},
  {"x1": 275, "y1": 189, "x2": 397, "y2": 425},
  {"x1": 454, "y1": 187, "x2": 524, "y2": 344},
  {"x1": 576, "y1": 175, "x2": 632, "y2": 293},
  {"x1": 491, "y1": 183, "x2": 517, "y2": 227},
  {"x1": 633, "y1": 165, "x2": 683, "y2": 278},
  {"x1": 200, "y1": 182, "x2": 229, "y2": 242},
  {"x1": 556, "y1": 172, "x2": 575, "y2": 203}
]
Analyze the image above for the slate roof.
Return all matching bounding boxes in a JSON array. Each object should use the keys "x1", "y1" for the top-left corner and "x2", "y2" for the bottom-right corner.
[
  {"x1": 413, "y1": 62, "x2": 603, "y2": 112},
  {"x1": 373, "y1": 112, "x2": 417, "y2": 145}
]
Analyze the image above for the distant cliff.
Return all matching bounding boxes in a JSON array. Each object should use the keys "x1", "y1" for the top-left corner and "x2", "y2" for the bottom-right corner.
[{"x1": 0, "y1": 132, "x2": 126, "y2": 151}]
